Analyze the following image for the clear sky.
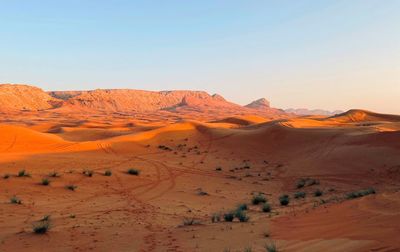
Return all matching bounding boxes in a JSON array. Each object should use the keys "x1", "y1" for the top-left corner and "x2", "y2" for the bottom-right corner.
[{"x1": 1, "y1": 0, "x2": 399, "y2": 113}]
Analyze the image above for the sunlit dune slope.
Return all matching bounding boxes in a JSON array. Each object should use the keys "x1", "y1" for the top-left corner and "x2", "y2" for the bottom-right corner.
[
  {"x1": 328, "y1": 109, "x2": 400, "y2": 123},
  {"x1": 0, "y1": 125, "x2": 68, "y2": 153}
]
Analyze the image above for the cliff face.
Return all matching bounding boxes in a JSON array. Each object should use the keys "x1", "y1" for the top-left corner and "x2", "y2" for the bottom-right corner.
[
  {"x1": 0, "y1": 84, "x2": 61, "y2": 111},
  {"x1": 52, "y1": 89, "x2": 238, "y2": 112}
]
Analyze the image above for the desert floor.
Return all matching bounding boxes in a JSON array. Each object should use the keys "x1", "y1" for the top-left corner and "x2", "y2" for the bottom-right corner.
[{"x1": 0, "y1": 110, "x2": 399, "y2": 252}]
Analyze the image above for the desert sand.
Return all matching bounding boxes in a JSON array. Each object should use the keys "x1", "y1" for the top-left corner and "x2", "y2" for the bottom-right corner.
[{"x1": 0, "y1": 84, "x2": 399, "y2": 252}]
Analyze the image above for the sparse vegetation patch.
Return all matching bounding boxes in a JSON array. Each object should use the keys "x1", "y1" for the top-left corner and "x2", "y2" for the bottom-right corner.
[
  {"x1": 17, "y1": 169, "x2": 30, "y2": 177},
  {"x1": 223, "y1": 212, "x2": 235, "y2": 222},
  {"x1": 294, "y1": 191, "x2": 306, "y2": 199},
  {"x1": 265, "y1": 241, "x2": 278, "y2": 252},
  {"x1": 10, "y1": 196, "x2": 22, "y2": 204},
  {"x1": 32, "y1": 216, "x2": 51, "y2": 234},
  {"x1": 314, "y1": 189, "x2": 323, "y2": 197},
  {"x1": 65, "y1": 184, "x2": 77, "y2": 191},
  {"x1": 82, "y1": 169, "x2": 93, "y2": 177},
  {"x1": 127, "y1": 168, "x2": 140, "y2": 175},
  {"x1": 346, "y1": 188, "x2": 376, "y2": 199},
  {"x1": 262, "y1": 202, "x2": 271, "y2": 212},
  {"x1": 252, "y1": 194, "x2": 267, "y2": 205},
  {"x1": 41, "y1": 178, "x2": 50, "y2": 186},
  {"x1": 279, "y1": 194, "x2": 290, "y2": 206},
  {"x1": 235, "y1": 210, "x2": 249, "y2": 222}
]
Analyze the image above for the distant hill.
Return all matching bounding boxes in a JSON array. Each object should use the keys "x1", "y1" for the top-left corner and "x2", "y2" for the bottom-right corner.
[
  {"x1": 285, "y1": 108, "x2": 343, "y2": 116},
  {"x1": 0, "y1": 84, "x2": 61, "y2": 112}
]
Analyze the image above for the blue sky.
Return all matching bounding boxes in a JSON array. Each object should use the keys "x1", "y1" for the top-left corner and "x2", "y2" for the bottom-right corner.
[{"x1": 1, "y1": 0, "x2": 399, "y2": 113}]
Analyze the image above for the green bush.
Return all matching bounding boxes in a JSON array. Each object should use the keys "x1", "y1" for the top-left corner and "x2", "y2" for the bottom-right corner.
[
  {"x1": 262, "y1": 202, "x2": 271, "y2": 212},
  {"x1": 252, "y1": 194, "x2": 267, "y2": 205},
  {"x1": 296, "y1": 178, "x2": 306, "y2": 188},
  {"x1": 294, "y1": 191, "x2": 306, "y2": 199},
  {"x1": 265, "y1": 241, "x2": 278, "y2": 252},
  {"x1": 33, "y1": 218, "x2": 51, "y2": 234},
  {"x1": 17, "y1": 169, "x2": 30, "y2": 177},
  {"x1": 224, "y1": 212, "x2": 235, "y2": 222},
  {"x1": 82, "y1": 169, "x2": 93, "y2": 177},
  {"x1": 41, "y1": 178, "x2": 50, "y2": 186},
  {"x1": 237, "y1": 203, "x2": 248, "y2": 211},
  {"x1": 235, "y1": 210, "x2": 249, "y2": 222},
  {"x1": 314, "y1": 189, "x2": 323, "y2": 197},
  {"x1": 346, "y1": 188, "x2": 376, "y2": 199},
  {"x1": 127, "y1": 169, "x2": 140, "y2": 175},
  {"x1": 279, "y1": 194, "x2": 289, "y2": 206},
  {"x1": 244, "y1": 247, "x2": 253, "y2": 252},
  {"x1": 307, "y1": 178, "x2": 319, "y2": 186},
  {"x1": 10, "y1": 196, "x2": 22, "y2": 204},
  {"x1": 65, "y1": 184, "x2": 77, "y2": 191}
]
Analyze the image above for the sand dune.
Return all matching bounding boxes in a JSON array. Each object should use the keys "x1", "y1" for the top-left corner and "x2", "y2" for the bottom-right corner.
[{"x1": 328, "y1": 109, "x2": 400, "y2": 123}]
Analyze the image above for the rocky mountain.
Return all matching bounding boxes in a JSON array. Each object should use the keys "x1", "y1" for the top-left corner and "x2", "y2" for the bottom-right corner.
[
  {"x1": 245, "y1": 98, "x2": 270, "y2": 109},
  {"x1": 0, "y1": 84, "x2": 61, "y2": 112},
  {"x1": 0, "y1": 84, "x2": 286, "y2": 118}
]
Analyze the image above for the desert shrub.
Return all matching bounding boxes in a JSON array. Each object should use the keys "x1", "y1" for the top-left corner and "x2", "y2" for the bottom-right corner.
[
  {"x1": 3, "y1": 174, "x2": 10, "y2": 179},
  {"x1": 48, "y1": 171, "x2": 60, "y2": 177},
  {"x1": 235, "y1": 210, "x2": 249, "y2": 222},
  {"x1": 183, "y1": 217, "x2": 200, "y2": 226},
  {"x1": 65, "y1": 184, "x2": 77, "y2": 191},
  {"x1": 158, "y1": 145, "x2": 172, "y2": 151},
  {"x1": 294, "y1": 191, "x2": 306, "y2": 199},
  {"x1": 127, "y1": 168, "x2": 140, "y2": 175},
  {"x1": 197, "y1": 189, "x2": 208, "y2": 196},
  {"x1": 252, "y1": 194, "x2": 267, "y2": 205},
  {"x1": 41, "y1": 178, "x2": 50, "y2": 186},
  {"x1": 10, "y1": 196, "x2": 22, "y2": 204},
  {"x1": 314, "y1": 189, "x2": 323, "y2": 197},
  {"x1": 346, "y1": 188, "x2": 376, "y2": 199},
  {"x1": 215, "y1": 167, "x2": 222, "y2": 171},
  {"x1": 307, "y1": 178, "x2": 319, "y2": 186},
  {"x1": 296, "y1": 178, "x2": 306, "y2": 188},
  {"x1": 224, "y1": 212, "x2": 235, "y2": 222},
  {"x1": 104, "y1": 170, "x2": 112, "y2": 176},
  {"x1": 82, "y1": 169, "x2": 93, "y2": 177},
  {"x1": 17, "y1": 169, "x2": 30, "y2": 177},
  {"x1": 211, "y1": 213, "x2": 220, "y2": 223},
  {"x1": 265, "y1": 241, "x2": 278, "y2": 252},
  {"x1": 237, "y1": 203, "x2": 248, "y2": 211},
  {"x1": 262, "y1": 202, "x2": 271, "y2": 212},
  {"x1": 244, "y1": 246, "x2": 253, "y2": 252},
  {"x1": 33, "y1": 218, "x2": 51, "y2": 234},
  {"x1": 279, "y1": 194, "x2": 290, "y2": 206}
]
